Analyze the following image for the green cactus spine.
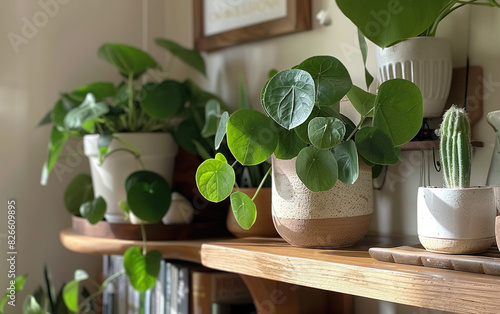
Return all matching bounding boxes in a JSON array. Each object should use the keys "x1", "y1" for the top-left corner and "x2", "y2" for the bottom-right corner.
[{"x1": 440, "y1": 106, "x2": 472, "y2": 188}]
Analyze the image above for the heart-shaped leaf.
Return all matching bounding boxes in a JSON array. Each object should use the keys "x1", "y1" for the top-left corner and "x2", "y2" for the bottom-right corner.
[
  {"x1": 373, "y1": 79, "x2": 423, "y2": 146},
  {"x1": 156, "y1": 38, "x2": 205, "y2": 75},
  {"x1": 227, "y1": 109, "x2": 278, "y2": 165},
  {"x1": 275, "y1": 128, "x2": 307, "y2": 160},
  {"x1": 294, "y1": 107, "x2": 319, "y2": 144},
  {"x1": 41, "y1": 126, "x2": 69, "y2": 186},
  {"x1": 98, "y1": 43, "x2": 160, "y2": 76},
  {"x1": 355, "y1": 126, "x2": 401, "y2": 165},
  {"x1": 79, "y1": 196, "x2": 106, "y2": 225},
  {"x1": 126, "y1": 171, "x2": 171, "y2": 223},
  {"x1": 215, "y1": 152, "x2": 227, "y2": 163},
  {"x1": 66, "y1": 82, "x2": 116, "y2": 104},
  {"x1": 64, "y1": 174, "x2": 94, "y2": 214},
  {"x1": 201, "y1": 99, "x2": 221, "y2": 138},
  {"x1": 141, "y1": 80, "x2": 187, "y2": 119},
  {"x1": 62, "y1": 270, "x2": 89, "y2": 312},
  {"x1": 333, "y1": 140, "x2": 359, "y2": 185},
  {"x1": 296, "y1": 56, "x2": 352, "y2": 106},
  {"x1": 308, "y1": 117, "x2": 345, "y2": 149},
  {"x1": 296, "y1": 147, "x2": 338, "y2": 192},
  {"x1": 64, "y1": 94, "x2": 109, "y2": 131},
  {"x1": 262, "y1": 69, "x2": 315, "y2": 130},
  {"x1": 230, "y1": 191, "x2": 257, "y2": 230},
  {"x1": 214, "y1": 111, "x2": 229, "y2": 150},
  {"x1": 196, "y1": 158, "x2": 235, "y2": 202},
  {"x1": 123, "y1": 247, "x2": 162, "y2": 293},
  {"x1": 347, "y1": 85, "x2": 375, "y2": 117}
]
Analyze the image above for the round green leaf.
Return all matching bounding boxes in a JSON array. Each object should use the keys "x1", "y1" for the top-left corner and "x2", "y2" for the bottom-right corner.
[
  {"x1": 141, "y1": 80, "x2": 187, "y2": 119},
  {"x1": 373, "y1": 79, "x2": 423, "y2": 146},
  {"x1": 333, "y1": 140, "x2": 359, "y2": 185},
  {"x1": 296, "y1": 56, "x2": 352, "y2": 106},
  {"x1": 41, "y1": 126, "x2": 69, "y2": 186},
  {"x1": 215, "y1": 152, "x2": 227, "y2": 163},
  {"x1": 308, "y1": 117, "x2": 345, "y2": 149},
  {"x1": 123, "y1": 247, "x2": 162, "y2": 293},
  {"x1": 64, "y1": 174, "x2": 94, "y2": 214},
  {"x1": 262, "y1": 69, "x2": 315, "y2": 130},
  {"x1": 347, "y1": 85, "x2": 376, "y2": 117},
  {"x1": 79, "y1": 196, "x2": 106, "y2": 225},
  {"x1": 275, "y1": 128, "x2": 307, "y2": 160},
  {"x1": 98, "y1": 43, "x2": 160, "y2": 76},
  {"x1": 296, "y1": 147, "x2": 338, "y2": 192},
  {"x1": 126, "y1": 171, "x2": 171, "y2": 223},
  {"x1": 230, "y1": 192, "x2": 257, "y2": 230},
  {"x1": 355, "y1": 126, "x2": 401, "y2": 165},
  {"x1": 227, "y1": 109, "x2": 278, "y2": 165},
  {"x1": 214, "y1": 111, "x2": 229, "y2": 150},
  {"x1": 196, "y1": 158, "x2": 235, "y2": 202}
]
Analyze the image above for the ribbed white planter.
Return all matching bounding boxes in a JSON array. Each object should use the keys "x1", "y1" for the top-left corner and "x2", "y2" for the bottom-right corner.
[
  {"x1": 376, "y1": 37, "x2": 452, "y2": 118},
  {"x1": 83, "y1": 133, "x2": 178, "y2": 224},
  {"x1": 417, "y1": 187, "x2": 496, "y2": 254},
  {"x1": 272, "y1": 156, "x2": 373, "y2": 248}
]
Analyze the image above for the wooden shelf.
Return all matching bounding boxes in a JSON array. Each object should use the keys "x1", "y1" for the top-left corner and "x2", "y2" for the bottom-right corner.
[{"x1": 201, "y1": 235, "x2": 500, "y2": 314}]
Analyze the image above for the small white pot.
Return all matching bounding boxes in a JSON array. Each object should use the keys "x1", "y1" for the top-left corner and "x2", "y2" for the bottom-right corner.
[
  {"x1": 417, "y1": 186, "x2": 496, "y2": 254},
  {"x1": 84, "y1": 133, "x2": 178, "y2": 224},
  {"x1": 376, "y1": 37, "x2": 452, "y2": 118}
]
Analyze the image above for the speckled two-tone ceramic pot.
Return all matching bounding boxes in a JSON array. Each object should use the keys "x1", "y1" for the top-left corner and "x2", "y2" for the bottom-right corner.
[{"x1": 271, "y1": 156, "x2": 373, "y2": 248}]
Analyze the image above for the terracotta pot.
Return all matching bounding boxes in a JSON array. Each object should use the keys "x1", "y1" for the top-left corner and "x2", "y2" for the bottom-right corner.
[
  {"x1": 376, "y1": 37, "x2": 452, "y2": 118},
  {"x1": 418, "y1": 186, "x2": 496, "y2": 254},
  {"x1": 271, "y1": 156, "x2": 373, "y2": 248},
  {"x1": 226, "y1": 187, "x2": 279, "y2": 238}
]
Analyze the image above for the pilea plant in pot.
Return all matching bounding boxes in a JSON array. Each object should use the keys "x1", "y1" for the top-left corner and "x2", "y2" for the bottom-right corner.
[
  {"x1": 417, "y1": 106, "x2": 496, "y2": 254},
  {"x1": 196, "y1": 55, "x2": 423, "y2": 248},
  {"x1": 336, "y1": 0, "x2": 500, "y2": 117}
]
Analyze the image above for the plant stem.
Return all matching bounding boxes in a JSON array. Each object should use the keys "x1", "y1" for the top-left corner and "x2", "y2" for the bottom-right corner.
[
  {"x1": 345, "y1": 109, "x2": 373, "y2": 141},
  {"x1": 251, "y1": 166, "x2": 272, "y2": 201},
  {"x1": 78, "y1": 269, "x2": 125, "y2": 312},
  {"x1": 101, "y1": 148, "x2": 145, "y2": 169},
  {"x1": 140, "y1": 223, "x2": 147, "y2": 255},
  {"x1": 128, "y1": 73, "x2": 136, "y2": 131}
]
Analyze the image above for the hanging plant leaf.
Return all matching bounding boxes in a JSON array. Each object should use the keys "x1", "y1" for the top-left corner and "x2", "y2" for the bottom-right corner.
[
  {"x1": 230, "y1": 191, "x2": 257, "y2": 230},
  {"x1": 155, "y1": 38, "x2": 206, "y2": 75},
  {"x1": 64, "y1": 94, "x2": 109, "y2": 131},
  {"x1": 141, "y1": 80, "x2": 187, "y2": 119},
  {"x1": 347, "y1": 85, "x2": 375, "y2": 117},
  {"x1": 64, "y1": 173, "x2": 94, "y2": 214},
  {"x1": 79, "y1": 196, "x2": 106, "y2": 225},
  {"x1": 296, "y1": 56, "x2": 352, "y2": 106},
  {"x1": 123, "y1": 247, "x2": 162, "y2": 293},
  {"x1": 126, "y1": 171, "x2": 171, "y2": 223},
  {"x1": 296, "y1": 147, "x2": 338, "y2": 192},
  {"x1": 227, "y1": 109, "x2": 278, "y2": 165},
  {"x1": 201, "y1": 99, "x2": 221, "y2": 138},
  {"x1": 355, "y1": 126, "x2": 401, "y2": 165},
  {"x1": 62, "y1": 270, "x2": 88, "y2": 312},
  {"x1": 40, "y1": 126, "x2": 69, "y2": 186},
  {"x1": 98, "y1": 43, "x2": 160, "y2": 76},
  {"x1": 262, "y1": 69, "x2": 315, "y2": 130},
  {"x1": 308, "y1": 117, "x2": 345, "y2": 150},
  {"x1": 196, "y1": 156, "x2": 235, "y2": 202},
  {"x1": 275, "y1": 128, "x2": 307, "y2": 160},
  {"x1": 214, "y1": 111, "x2": 229, "y2": 150},
  {"x1": 373, "y1": 79, "x2": 423, "y2": 146},
  {"x1": 333, "y1": 140, "x2": 359, "y2": 185},
  {"x1": 98, "y1": 133, "x2": 113, "y2": 159}
]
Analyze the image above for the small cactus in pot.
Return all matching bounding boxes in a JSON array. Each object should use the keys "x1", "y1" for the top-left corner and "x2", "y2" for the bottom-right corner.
[
  {"x1": 440, "y1": 105, "x2": 472, "y2": 189},
  {"x1": 417, "y1": 105, "x2": 496, "y2": 254}
]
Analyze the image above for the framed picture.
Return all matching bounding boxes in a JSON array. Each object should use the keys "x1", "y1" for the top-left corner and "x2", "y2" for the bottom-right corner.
[{"x1": 193, "y1": 0, "x2": 312, "y2": 51}]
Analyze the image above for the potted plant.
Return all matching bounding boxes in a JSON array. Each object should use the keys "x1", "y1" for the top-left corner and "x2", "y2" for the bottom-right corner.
[
  {"x1": 417, "y1": 106, "x2": 496, "y2": 254},
  {"x1": 336, "y1": 0, "x2": 500, "y2": 117},
  {"x1": 196, "y1": 55, "x2": 423, "y2": 248},
  {"x1": 39, "y1": 39, "x2": 220, "y2": 224}
]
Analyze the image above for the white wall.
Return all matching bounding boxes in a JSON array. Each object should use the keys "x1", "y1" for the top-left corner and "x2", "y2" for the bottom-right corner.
[
  {"x1": 164, "y1": 1, "x2": 500, "y2": 314},
  {"x1": 0, "y1": 0, "x2": 165, "y2": 305}
]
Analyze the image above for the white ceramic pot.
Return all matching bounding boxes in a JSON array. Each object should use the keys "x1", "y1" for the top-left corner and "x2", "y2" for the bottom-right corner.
[
  {"x1": 417, "y1": 186, "x2": 496, "y2": 254},
  {"x1": 272, "y1": 156, "x2": 373, "y2": 248},
  {"x1": 376, "y1": 37, "x2": 452, "y2": 118},
  {"x1": 84, "y1": 133, "x2": 178, "y2": 223}
]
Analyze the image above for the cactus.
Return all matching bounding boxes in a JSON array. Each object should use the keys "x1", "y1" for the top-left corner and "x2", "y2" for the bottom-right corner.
[{"x1": 440, "y1": 106, "x2": 472, "y2": 188}]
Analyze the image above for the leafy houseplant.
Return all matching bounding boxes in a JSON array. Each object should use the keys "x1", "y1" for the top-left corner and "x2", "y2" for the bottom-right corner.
[
  {"x1": 417, "y1": 106, "x2": 496, "y2": 254},
  {"x1": 196, "y1": 55, "x2": 423, "y2": 245}
]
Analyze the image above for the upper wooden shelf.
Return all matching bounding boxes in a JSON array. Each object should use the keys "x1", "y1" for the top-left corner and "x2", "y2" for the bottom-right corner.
[{"x1": 201, "y1": 235, "x2": 500, "y2": 314}]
